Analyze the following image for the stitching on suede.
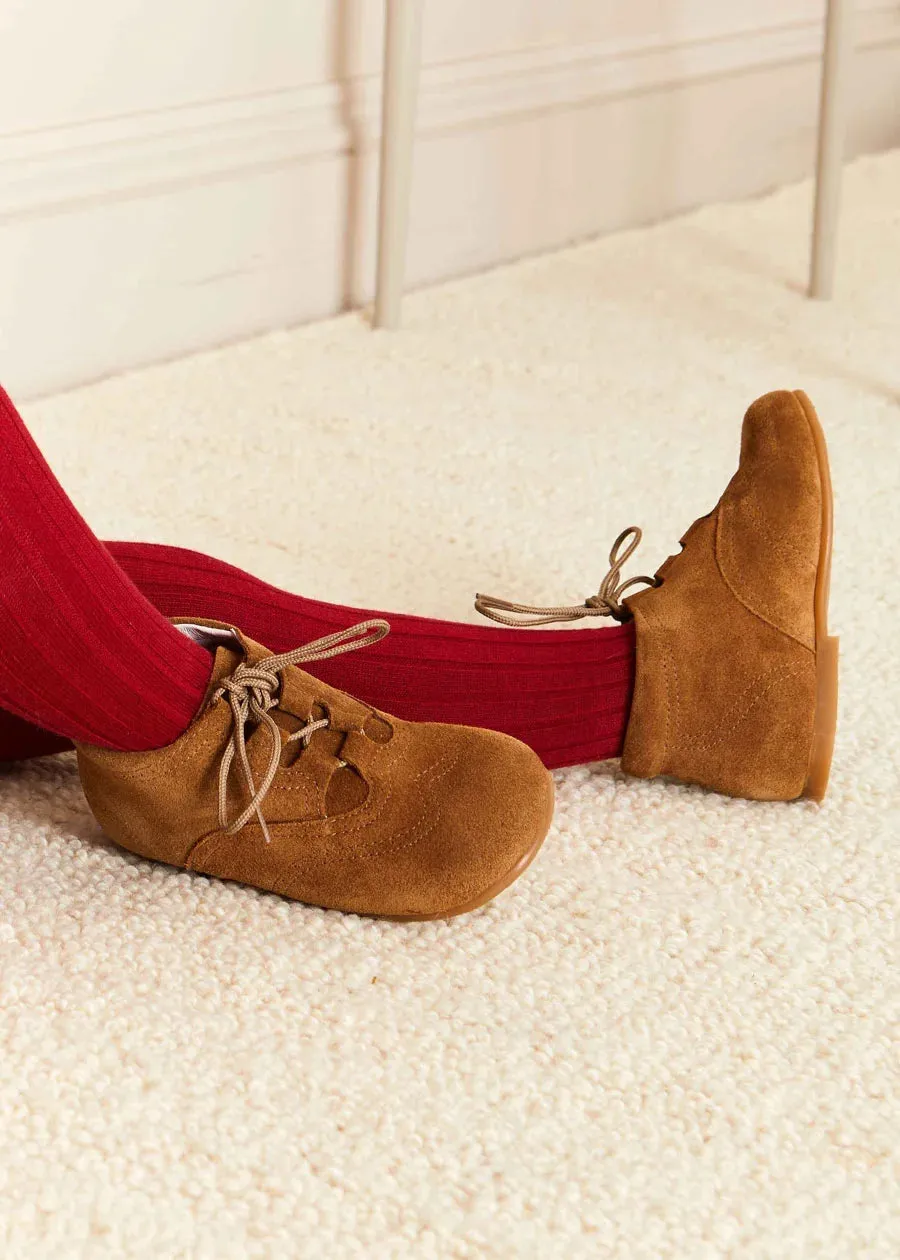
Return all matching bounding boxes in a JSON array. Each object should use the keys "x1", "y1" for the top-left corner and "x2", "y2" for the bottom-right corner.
[
  {"x1": 681, "y1": 662, "x2": 808, "y2": 755},
  {"x1": 356, "y1": 750, "x2": 465, "y2": 858},
  {"x1": 359, "y1": 759, "x2": 462, "y2": 859},
  {"x1": 273, "y1": 767, "x2": 321, "y2": 797},
  {"x1": 186, "y1": 744, "x2": 463, "y2": 870},
  {"x1": 716, "y1": 506, "x2": 816, "y2": 652},
  {"x1": 276, "y1": 744, "x2": 463, "y2": 853},
  {"x1": 358, "y1": 797, "x2": 442, "y2": 860},
  {"x1": 728, "y1": 491, "x2": 813, "y2": 569},
  {"x1": 760, "y1": 529, "x2": 813, "y2": 570},
  {"x1": 720, "y1": 507, "x2": 815, "y2": 607},
  {"x1": 291, "y1": 736, "x2": 458, "y2": 836}
]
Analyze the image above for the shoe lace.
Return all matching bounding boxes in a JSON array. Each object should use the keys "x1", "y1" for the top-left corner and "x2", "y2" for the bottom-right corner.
[
  {"x1": 474, "y1": 526, "x2": 657, "y2": 627},
  {"x1": 212, "y1": 619, "x2": 390, "y2": 843}
]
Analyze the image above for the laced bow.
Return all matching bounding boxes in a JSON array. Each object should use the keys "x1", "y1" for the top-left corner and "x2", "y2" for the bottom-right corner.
[
  {"x1": 212, "y1": 619, "x2": 390, "y2": 843},
  {"x1": 474, "y1": 527, "x2": 657, "y2": 627}
]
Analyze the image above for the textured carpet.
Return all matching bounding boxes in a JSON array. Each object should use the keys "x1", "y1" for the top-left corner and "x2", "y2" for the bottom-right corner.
[{"x1": 2, "y1": 151, "x2": 899, "y2": 1259}]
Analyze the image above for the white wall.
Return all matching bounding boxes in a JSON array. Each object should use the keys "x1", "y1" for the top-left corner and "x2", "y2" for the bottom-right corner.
[{"x1": 1, "y1": 0, "x2": 898, "y2": 398}]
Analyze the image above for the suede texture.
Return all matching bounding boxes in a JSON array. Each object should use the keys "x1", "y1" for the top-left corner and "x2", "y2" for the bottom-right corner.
[
  {"x1": 76, "y1": 625, "x2": 555, "y2": 917},
  {"x1": 622, "y1": 390, "x2": 822, "y2": 801}
]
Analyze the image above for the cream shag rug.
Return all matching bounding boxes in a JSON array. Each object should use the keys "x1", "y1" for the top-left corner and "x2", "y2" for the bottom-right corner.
[{"x1": 2, "y1": 152, "x2": 899, "y2": 1260}]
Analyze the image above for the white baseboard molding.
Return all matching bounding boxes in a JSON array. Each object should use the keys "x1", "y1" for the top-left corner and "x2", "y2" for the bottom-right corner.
[
  {"x1": 2, "y1": 5, "x2": 898, "y2": 221},
  {"x1": 2, "y1": 3, "x2": 899, "y2": 397}
]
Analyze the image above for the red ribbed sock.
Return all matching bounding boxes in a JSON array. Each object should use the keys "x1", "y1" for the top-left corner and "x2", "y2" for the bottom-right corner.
[
  {"x1": 0, "y1": 538, "x2": 633, "y2": 769},
  {"x1": 0, "y1": 387, "x2": 214, "y2": 750}
]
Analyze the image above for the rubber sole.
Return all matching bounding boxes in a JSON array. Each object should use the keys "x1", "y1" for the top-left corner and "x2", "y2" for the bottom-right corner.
[{"x1": 793, "y1": 390, "x2": 839, "y2": 802}]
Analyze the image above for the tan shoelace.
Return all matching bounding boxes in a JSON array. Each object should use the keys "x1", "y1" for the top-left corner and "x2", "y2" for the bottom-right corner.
[
  {"x1": 213, "y1": 619, "x2": 390, "y2": 843},
  {"x1": 474, "y1": 526, "x2": 657, "y2": 627}
]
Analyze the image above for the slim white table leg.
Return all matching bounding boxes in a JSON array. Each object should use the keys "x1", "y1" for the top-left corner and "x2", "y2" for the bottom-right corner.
[
  {"x1": 809, "y1": 0, "x2": 855, "y2": 299},
  {"x1": 374, "y1": 0, "x2": 424, "y2": 329}
]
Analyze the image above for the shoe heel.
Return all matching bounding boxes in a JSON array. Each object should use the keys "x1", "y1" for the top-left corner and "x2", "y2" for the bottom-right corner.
[{"x1": 802, "y1": 634, "x2": 839, "y2": 801}]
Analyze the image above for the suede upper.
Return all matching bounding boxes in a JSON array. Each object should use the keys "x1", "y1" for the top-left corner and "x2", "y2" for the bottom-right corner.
[
  {"x1": 77, "y1": 625, "x2": 555, "y2": 918},
  {"x1": 621, "y1": 390, "x2": 826, "y2": 801}
]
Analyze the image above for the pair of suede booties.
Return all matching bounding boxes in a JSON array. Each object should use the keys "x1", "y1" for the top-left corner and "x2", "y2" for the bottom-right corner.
[{"x1": 77, "y1": 390, "x2": 838, "y2": 920}]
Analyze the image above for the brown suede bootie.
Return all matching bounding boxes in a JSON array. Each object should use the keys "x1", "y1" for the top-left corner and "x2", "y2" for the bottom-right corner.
[
  {"x1": 620, "y1": 389, "x2": 837, "y2": 801},
  {"x1": 76, "y1": 620, "x2": 554, "y2": 919},
  {"x1": 475, "y1": 389, "x2": 838, "y2": 802}
]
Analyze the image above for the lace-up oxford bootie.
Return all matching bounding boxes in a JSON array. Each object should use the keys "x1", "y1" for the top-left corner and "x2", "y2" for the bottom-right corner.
[
  {"x1": 76, "y1": 619, "x2": 555, "y2": 918},
  {"x1": 476, "y1": 389, "x2": 838, "y2": 801},
  {"x1": 621, "y1": 389, "x2": 838, "y2": 800}
]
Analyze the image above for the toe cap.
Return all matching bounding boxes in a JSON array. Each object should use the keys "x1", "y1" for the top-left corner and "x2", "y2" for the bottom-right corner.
[{"x1": 384, "y1": 724, "x2": 555, "y2": 919}]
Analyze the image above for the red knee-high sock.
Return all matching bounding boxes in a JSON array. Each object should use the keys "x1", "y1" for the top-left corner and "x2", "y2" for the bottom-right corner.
[
  {"x1": 0, "y1": 540, "x2": 633, "y2": 770},
  {"x1": 0, "y1": 387, "x2": 213, "y2": 750}
]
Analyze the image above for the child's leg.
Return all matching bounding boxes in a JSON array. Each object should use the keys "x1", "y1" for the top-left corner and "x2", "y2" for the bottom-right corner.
[
  {"x1": 0, "y1": 540, "x2": 634, "y2": 770},
  {"x1": 0, "y1": 388, "x2": 213, "y2": 752}
]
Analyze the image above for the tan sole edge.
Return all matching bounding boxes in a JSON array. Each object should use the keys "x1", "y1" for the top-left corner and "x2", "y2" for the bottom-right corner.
[
  {"x1": 792, "y1": 390, "x2": 839, "y2": 801},
  {"x1": 804, "y1": 634, "x2": 839, "y2": 801},
  {"x1": 382, "y1": 825, "x2": 548, "y2": 922}
]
